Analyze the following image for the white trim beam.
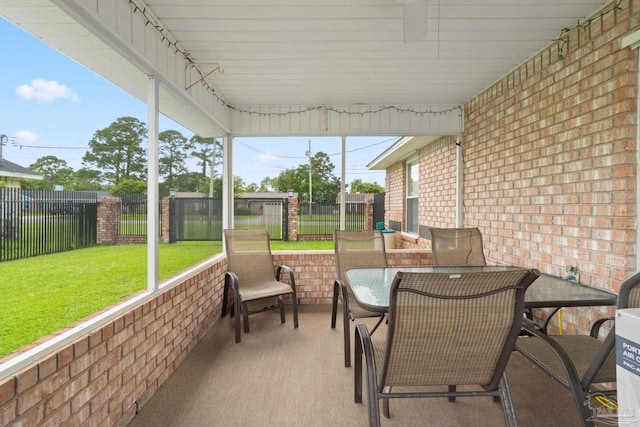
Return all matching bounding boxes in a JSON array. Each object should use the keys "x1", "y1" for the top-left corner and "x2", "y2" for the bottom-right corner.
[{"x1": 147, "y1": 75, "x2": 160, "y2": 291}]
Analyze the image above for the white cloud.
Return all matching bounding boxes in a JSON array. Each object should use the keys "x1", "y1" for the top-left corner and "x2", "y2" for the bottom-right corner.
[
  {"x1": 15, "y1": 79, "x2": 79, "y2": 102},
  {"x1": 13, "y1": 131, "x2": 39, "y2": 143},
  {"x1": 258, "y1": 151, "x2": 277, "y2": 162}
]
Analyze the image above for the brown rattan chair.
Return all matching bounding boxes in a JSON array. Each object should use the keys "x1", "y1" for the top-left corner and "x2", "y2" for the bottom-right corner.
[
  {"x1": 516, "y1": 271, "x2": 640, "y2": 427},
  {"x1": 429, "y1": 227, "x2": 487, "y2": 266},
  {"x1": 331, "y1": 229, "x2": 388, "y2": 367},
  {"x1": 222, "y1": 228, "x2": 299, "y2": 343},
  {"x1": 355, "y1": 269, "x2": 540, "y2": 427}
]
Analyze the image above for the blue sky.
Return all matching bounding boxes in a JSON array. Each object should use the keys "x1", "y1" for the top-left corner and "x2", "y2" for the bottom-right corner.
[{"x1": 0, "y1": 17, "x2": 390, "y2": 187}]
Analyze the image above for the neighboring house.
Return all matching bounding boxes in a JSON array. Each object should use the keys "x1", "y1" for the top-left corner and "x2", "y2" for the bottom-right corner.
[
  {"x1": 0, "y1": 158, "x2": 42, "y2": 187},
  {"x1": 237, "y1": 192, "x2": 293, "y2": 215}
]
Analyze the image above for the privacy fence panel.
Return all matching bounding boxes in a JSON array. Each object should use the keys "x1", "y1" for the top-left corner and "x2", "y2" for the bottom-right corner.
[
  {"x1": 118, "y1": 193, "x2": 158, "y2": 236},
  {"x1": 297, "y1": 197, "x2": 366, "y2": 236},
  {"x1": 0, "y1": 188, "x2": 98, "y2": 262},
  {"x1": 171, "y1": 198, "x2": 222, "y2": 241},
  {"x1": 169, "y1": 197, "x2": 286, "y2": 241}
]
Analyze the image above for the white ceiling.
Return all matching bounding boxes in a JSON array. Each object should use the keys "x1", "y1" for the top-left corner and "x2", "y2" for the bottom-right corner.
[
  {"x1": 145, "y1": 0, "x2": 608, "y2": 106},
  {"x1": 0, "y1": 0, "x2": 610, "y2": 132}
]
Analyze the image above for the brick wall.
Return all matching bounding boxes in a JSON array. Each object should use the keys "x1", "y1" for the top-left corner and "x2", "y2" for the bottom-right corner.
[
  {"x1": 383, "y1": 1, "x2": 640, "y2": 334},
  {"x1": 465, "y1": 0, "x2": 638, "y2": 291},
  {"x1": 0, "y1": 256, "x2": 227, "y2": 427},
  {"x1": 0, "y1": 249, "x2": 430, "y2": 426}
]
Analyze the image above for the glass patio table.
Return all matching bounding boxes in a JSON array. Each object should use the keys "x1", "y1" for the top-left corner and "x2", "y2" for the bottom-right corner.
[{"x1": 345, "y1": 266, "x2": 618, "y2": 315}]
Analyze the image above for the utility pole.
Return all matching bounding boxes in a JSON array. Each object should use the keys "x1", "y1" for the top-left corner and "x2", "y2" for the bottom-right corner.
[
  {"x1": 209, "y1": 138, "x2": 216, "y2": 198},
  {"x1": 0, "y1": 134, "x2": 7, "y2": 160},
  {"x1": 305, "y1": 140, "x2": 312, "y2": 216}
]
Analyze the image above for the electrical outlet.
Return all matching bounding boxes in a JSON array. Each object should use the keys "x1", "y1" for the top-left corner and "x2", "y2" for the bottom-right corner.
[{"x1": 564, "y1": 265, "x2": 579, "y2": 283}]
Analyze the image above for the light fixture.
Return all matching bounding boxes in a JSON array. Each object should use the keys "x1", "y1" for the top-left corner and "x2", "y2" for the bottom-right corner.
[
  {"x1": 287, "y1": 190, "x2": 294, "y2": 198},
  {"x1": 169, "y1": 188, "x2": 177, "y2": 198}
]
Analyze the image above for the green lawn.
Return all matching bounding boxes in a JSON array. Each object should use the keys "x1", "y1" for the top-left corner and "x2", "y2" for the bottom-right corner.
[{"x1": 0, "y1": 239, "x2": 332, "y2": 357}]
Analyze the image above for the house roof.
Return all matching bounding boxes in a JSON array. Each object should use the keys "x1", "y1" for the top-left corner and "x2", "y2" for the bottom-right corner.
[{"x1": 0, "y1": 158, "x2": 43, "y2": 181}]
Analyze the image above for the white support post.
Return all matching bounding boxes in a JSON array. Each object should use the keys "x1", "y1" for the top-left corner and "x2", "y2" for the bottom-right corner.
[
  {"x1": 455, "y1": 134, "x2": 464, "y2": 227},
  {"x1": 147, "y1": 75, "x2": 160, "y2": 292},
  {"x1": 222, "y1": 134, "x2": 233, "y2": 234},
  {"x1": 340, "y1": 136, "x2": 347, "y2": 230}
]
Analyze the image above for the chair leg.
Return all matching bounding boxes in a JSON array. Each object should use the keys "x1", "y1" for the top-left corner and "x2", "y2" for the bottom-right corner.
[
  {"x1": 343, "y1": 301, "x2": 351, "y2": 367},
  {"x1": 222, "y1": 279, "x2": 229, "y2": 317},
  {"x1": 278, "y1": 296, "x2": 285, "y2": 324},
  {"x1": 331, "y1": 281, "x2": 340, "y2": 329},
  {"x1": 498, "y1": 373, "x2": 517, "y2": 427},
  {"x1": 448, "y1": 385, "x2": 456, "y2": 402},
  {"x1": 382, "y1": 387, "x2": 391, "y2": 418},
  {"x1": 242, "y1": 301, "x2": 250, "y2": 333},
  {"x1": 354, "y1": 325, "x2": 381, "y2": 427},
  {"x1": 234, "y1": 292, "x2": 242, "y2": 343},
  {"x1": 291, "y1": 291, "x2": 299, "y2": 328}
]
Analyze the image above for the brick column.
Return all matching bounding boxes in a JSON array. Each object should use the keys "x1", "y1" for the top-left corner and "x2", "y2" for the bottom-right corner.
[
  {"x1": 161, "y1": 197, "x2": 170, "y2": 243},
  {"x1": 288, "y1": 196, "x2": 298, "y2": 241},
  {"x1": 365, "y1": 198, "x2": 374, "y2": 230},
  {"x1": 97, "y1": 197, "x2": 120, "y2": 245}
]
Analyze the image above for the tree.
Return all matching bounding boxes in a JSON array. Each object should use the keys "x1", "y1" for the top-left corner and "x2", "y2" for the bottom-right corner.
[
  {"x1": 190, "y1": 135, "x2": 222, "y2": 178},
  {"x1": 197, "y1": 176, "x2": 245, "y2": 198},
  {"x1": 271, "y1": 152, "x2": 341, "y2": 204},
  {"x1": 71, "y1": 168, "x2": 104, "y2": 191},
  {"x1": 350, "y1": 179, "x2": 384, "y2": 194},
  {"x1": 159, "y1": 130, "x2": 191, "y2": 189},
  {"x1": 82, "y1": 116, "x2": 147, "y2": 185},
  {"x1": 28, "y1": 156, "x2": 74, "y2": 190},
  {"x1": 109, "y1": 178, "x2": 147, "y2": 196}
]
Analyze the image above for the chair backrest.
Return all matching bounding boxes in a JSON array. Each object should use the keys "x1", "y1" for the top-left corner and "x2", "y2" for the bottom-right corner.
[
  {"x1": 583, "y1": 270, "x2": 640, "y2": 385},
  {"x1": 334, "y1": 230, "x2": 388, "y2": 282},
  {"x1": 429, "y1": 227, "x2": 487, "y2": 266},
  {"x1": 379, "y1": 269, "x2": 539, "y2": 390},
  {"x1": 224, "y1": 228, "x2": 275, "y2": 284}
]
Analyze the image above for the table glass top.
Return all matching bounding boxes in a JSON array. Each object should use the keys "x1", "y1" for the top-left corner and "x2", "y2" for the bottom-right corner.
[{"x1": 345, "y1": 266, "x2": 618, "y2": 311}]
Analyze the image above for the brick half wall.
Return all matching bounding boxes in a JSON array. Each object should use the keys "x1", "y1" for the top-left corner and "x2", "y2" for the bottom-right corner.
[{"x1": 0, "y1": 249, "x2": 431, "y2": 426}]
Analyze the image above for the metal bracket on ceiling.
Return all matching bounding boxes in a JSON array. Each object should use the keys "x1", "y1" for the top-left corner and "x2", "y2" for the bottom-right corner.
[{"x1": 185, "y1": 63, "x2": 224, "y2": 91}]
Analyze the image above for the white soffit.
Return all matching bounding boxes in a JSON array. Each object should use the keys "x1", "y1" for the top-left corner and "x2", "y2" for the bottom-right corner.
[{"x1": 368, "y1": 135, "x2": 441, "y2": 170}]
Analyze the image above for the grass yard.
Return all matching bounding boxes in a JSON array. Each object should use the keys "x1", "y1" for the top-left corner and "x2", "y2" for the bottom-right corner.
[{"x1": 0, "y1": 239, "x2": 332, "y2": 357}]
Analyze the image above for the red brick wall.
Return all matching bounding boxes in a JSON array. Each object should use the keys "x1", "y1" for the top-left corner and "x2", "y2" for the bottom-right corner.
[
  {"x1": 385, "y1": 162, "x2": 405, "y2": 232},
  {"x1": 383, "y1": 1, "x2": 640, "y2": 334},
  {"x1": 0, "y1": 257, "x2": 227, "y2": 426},
  {"x1": 0, "y1": 250, "x2": 430, "y2": 426},
  {"x1": 420, "y1": 136, "x2": 458, "y2": 229},
  {"x1": 465, "y1": 0, "x2": 638, "y2": 291}
]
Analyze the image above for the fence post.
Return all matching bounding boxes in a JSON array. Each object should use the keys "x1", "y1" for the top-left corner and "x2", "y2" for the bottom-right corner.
[
  {"x1": 365, "y1": 197, "x2": 374, "y2": 230},
  {"x1": 288, "y1": 196, "x2": 298, "y2": 241},
  {"x1": 97, "y1": 197, "x2": 119, "y2": 245},
  {"x1": 167, "y1": 197, "x2": 176, "y2": 243}
]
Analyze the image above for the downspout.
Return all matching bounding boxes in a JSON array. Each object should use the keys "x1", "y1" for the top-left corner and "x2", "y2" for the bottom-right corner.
[
  {"x1": 340, "y1": 136, "x2": 346, "y2": 230},
  {"x1": 455, "y1": 134, "x2": 464, "y2": 227}
]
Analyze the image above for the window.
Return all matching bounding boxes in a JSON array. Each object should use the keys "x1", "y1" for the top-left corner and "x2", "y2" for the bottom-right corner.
[{"x1": 406, "y1": 157, "x2": 419, "y2": 234}]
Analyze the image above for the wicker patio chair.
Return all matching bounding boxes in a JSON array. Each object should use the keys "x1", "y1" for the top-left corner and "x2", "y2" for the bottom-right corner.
[
  {"x1": 331, "y1": 229, "x2": 388, "y2": 367},
  {"x1": 355, "y1": 268, "x2": 540, "y2": 427},
  {"x1": 222, "y1": 228, "x2": 299, "y2": 343},
  {"x1": 516, "y1": 271, "x2": 640, "y2": 427},
  {"x1": 429, "y1": 227, "x2": 487, "y2": 266}
]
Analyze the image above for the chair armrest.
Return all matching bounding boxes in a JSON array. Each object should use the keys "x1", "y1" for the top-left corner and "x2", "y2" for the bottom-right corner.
[
  {"x1": 590, "y1": 316, "x2": 614, "y2": 338},
  {"x1": 276, "y1": 265, "x2": 296, "y2": 290}
]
